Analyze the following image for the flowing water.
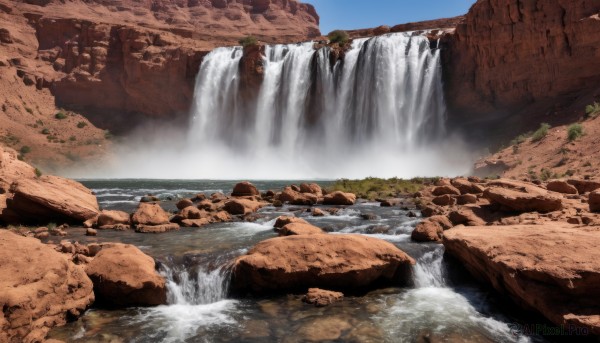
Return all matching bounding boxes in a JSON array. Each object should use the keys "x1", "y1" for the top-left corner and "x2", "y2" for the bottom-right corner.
[
  {"x1": 48, "y1": 180, "x2": 547, "y2": 343},
  {"x1": 72, "y1": 32, "x2": 472, "y2": 179}
]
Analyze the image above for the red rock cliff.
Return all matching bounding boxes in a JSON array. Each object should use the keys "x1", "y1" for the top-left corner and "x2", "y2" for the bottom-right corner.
[
  {"x1": 1, "y1": 0, "x2": 320, "y2": 132},
  {"x1": 443, "y1": 0, "x2": 600, "y2": 126}
]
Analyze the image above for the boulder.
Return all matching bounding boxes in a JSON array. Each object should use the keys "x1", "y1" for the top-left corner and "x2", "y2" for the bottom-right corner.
[
  {"x1": 299, "y1": 183, "x2": 323, "y2": 196},
  {"x1": 323, "y1": 191, "x2": 356, "y2": 206},
  {"x1": 0, "y1": 231, "x2": 94, "y2": 343},
  {"x1": 546, "y1": 181, "x2": 578, "y2": 195},
  {"x1": 232, "y1": 181, "x2": 260, "y2": 197},
  {"x1": 590, "y1": 191, "x2": 600, "y2": 213},
  {"x1": 180, "y1": 206, "x2": 207, "y2": 220},
  {"x1": 6, "y1": 176, "x2": 99, "y2": 224},
  {"x1": 176, "y1": 198, "x2": 194, "y2": 210},
  {"x1": 456, "y1": 194, "x2": 478, "y2": 205},
  {"x1": 135, "y1": 223, "x2": 180, "y2": 233},
  {"x1": 278, "y1": 222, "x2": 324, "y2": 236},
  {"x1": 432, "y1": 194, "x2": 456, "y2": 206},
  {"x1": 380, "y1": 198, "x2": 402, "y2": 207},
  {"x1": 431, "y1": 185, "x2": 461, "y2": 196},
  {"x1": 444, "y1": 224, "x2": 600, "y2": 335},
  {"x1": 567, "y1": 179, "x2": 600, "y2": 194},
  {"x1": 482, "y1": 179, "x2": 563, "y2": 213},
  {"x1": 411, "y1": 220, "x2": 443, "y2": 242},
  {"x1": 86, "y1": 228, "x2": 97, "y2": 236},
  {"x1": 223, "y1": 199, "x2": 264, "y2": 215},
  {"x1": 85, "y1": 244, "x2": 167, "y2": 307},
  {"x1": 181, "y1": 218, "x2": 210, "y2": 227},
  {"x1": 131, "y1": 203, "x2": 170, "y2": 226},
  {"x1": 273, "y1": 215, "x2": 309, "y2": 229},
  {"x1": 303, "y1": 288, "x2": 343, "y2": 307},
  {"x1": 312, "y1": 208, "x2": 325, "y2": 217},
  {"x1": 231, "y1": 234, "x2": 415, "y2": 294},
  {"x1": 97, "y1": 210, "x2": 130, "y2": 227},
  {"x1": 448, "y1": 208, "x2": 487, "y2": 226},
  {"x1": 279, "y1": 187, "x2": 318, "y2": 205},
  {"x1": 483, "y1": 186, "x2": 562, "y2": 213},
  {"x1": 451, "y1": 178, "x2": 484, "y2": 195}
]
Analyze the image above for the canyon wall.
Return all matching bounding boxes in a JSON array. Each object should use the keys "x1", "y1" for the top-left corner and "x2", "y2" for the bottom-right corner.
[
  {"x1": 443, "y1": 0, "x2": 600, "y2": 134},
  {"x1": 1, "y1": 0, "x2": 320, "y2": 132}
]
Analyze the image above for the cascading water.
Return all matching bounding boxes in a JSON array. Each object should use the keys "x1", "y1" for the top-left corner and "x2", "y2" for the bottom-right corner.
[{"x1": 177, "y1": 32, "x2": 471, "y2": 179}]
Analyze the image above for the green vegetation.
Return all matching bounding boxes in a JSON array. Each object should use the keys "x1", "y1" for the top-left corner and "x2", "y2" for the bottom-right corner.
[
  {"x1": 25, "y1": 107, "x2": 34, "y2": 114},
  {"x1": 19, "y1": 146, "x2": 31, "y2": 155},
  {"x1": 69, "y1": 135, "x2": 76, "y2": 141},
  {"x1": 76, "y1": 121, "x2": 87, "y2": 129},
  {"x1": 238, "y1": 36, "x2": 258, "y2": 48},
  {"x1": 41, "y1": 128, "x2": 50, "y2": 135},
  {"x1": 540, "y1": 168, "x2": 553, "y2": 181},
  {"x1": 328, "y1": 30, "x2": 350, "y2": 45},
  {"x1": 54, "y1": 111, "x2": 68, "y2": 120},
  {"x1": 34, "y1": 168, "x2": 42, "y2": 178},
  {"x1": 327, "y1": 177, "x2": 439, "y2": 200},
  {"x1": 531, "y1": 123, "x2": 551, "y2": 142},
  {"x1": 510, "y1": 133, "x2": 530, "y2": 146},
  {"x1": 567, "y1": 123, "x2": 584, "y2": 141},
  {"x1": 585, "y1": 102, "x2": 600, "y2": 119}
]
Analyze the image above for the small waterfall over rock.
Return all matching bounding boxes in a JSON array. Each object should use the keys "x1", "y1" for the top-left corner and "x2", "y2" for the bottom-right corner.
[
  {"x1": 161, "y1": 264, "x2": 230, "y2": 305},
  {"x1": 413, "y1": 245, "x2": 446, "y2": 288}
]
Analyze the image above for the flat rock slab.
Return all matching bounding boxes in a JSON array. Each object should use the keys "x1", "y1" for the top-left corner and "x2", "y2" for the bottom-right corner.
[
  {"x1": 444, "y1": 224, "x2": 600, "y2": 334},
  {"x1": 231, "y1": 234, "x2": 415, "y2": 294}
]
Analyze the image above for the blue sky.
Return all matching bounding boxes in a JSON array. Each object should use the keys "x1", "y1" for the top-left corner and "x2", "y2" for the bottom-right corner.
[{"x1": 304, "y1": 0, "x2": 477, "y2": 34}]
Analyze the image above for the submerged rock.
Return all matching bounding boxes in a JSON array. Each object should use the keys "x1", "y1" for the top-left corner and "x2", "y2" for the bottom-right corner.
[
  {"x1": 444, "y1": 224, "x2": 600, "y2": 334},
  {"x1": 231, "y1": 234, "x2": 415, "y2": 294},
  {"x1": 0, "y1": 230, "x2": 94, "y2": 342},
  {"x1": 224, "y1": 198, "x2": 264, "y2": 215},
  {"x1": 97, "y1": 210, "x2": 130, "y2": 227},
  {"x1": 85, "y1": 243, "x2": 167, "y2": 307},
  {"x1": 303, "y1": 288, "x2": 343, "y2": 307}
]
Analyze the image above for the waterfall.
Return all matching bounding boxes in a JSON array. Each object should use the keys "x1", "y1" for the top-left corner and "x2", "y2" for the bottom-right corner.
[
  {"x1": 413, "y1": 246, "x2": 446, "y2": 288},
  {"x1": 191, "y1": 32, "x2": 445, "y2": 151},
  {"x1": 161, "y1": 264, "x2": 230, "y2": 305},
  {"x1": 93, "y1": 31, "x2": 470, "y2": 179}
]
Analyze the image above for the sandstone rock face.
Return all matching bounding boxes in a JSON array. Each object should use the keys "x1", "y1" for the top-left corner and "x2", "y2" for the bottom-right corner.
[
  {"x1": 323, "y1": 191, "x2": 356, "y2": 206},
  {"x1": 85, "y1": 243, "x2": 167, "y2": 307},
  {"x1": 444, "y1": 0, "x2": 600, "y2": 126},
  {"x1": 131, "y1": 203, "x2": 170, "y2": 226},
  {"x1": 278, "y1": 222, "x2": 324, "y2": 236},
  {"x1": 0, "y1": 230, "x2": 94, "y2": 343},
  {"x1": 6, "y1": 175, "x2": 99, "y2": 223},
  {"x1": 590, "y1": 191, "x2": 600, "y2": 213},
  {"x1": 231, "y1": 181, "x2": 260, "y2": 197},
  {"x1": 231, "y1": 234, "x2": 415, "y2": 294},
  {"x1": 303, "y1": 288, "x2": 343, "y2": 307},
  {"x1": 3, "y1": 0, "x2": 320, "y2": 133},
  {"x1": 483, "y1": 179, "x2": 562, "y2": 213},
  {"x1": 411, "y1": 220, "x2": 443, "y2": 243},
  {"x1": 546, "y1": 180, "x2": 578, "y2": 195},
  {"x1": 444, "y1": 224, "x2": 600, "y2": 335}
]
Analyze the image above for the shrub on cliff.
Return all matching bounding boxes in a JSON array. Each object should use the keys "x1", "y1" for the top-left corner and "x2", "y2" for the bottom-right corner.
[
  {"x1": 328, "y1": 30, "x2": 349, "y2": 45},
  {"x1": 239, "y1": 36, "x2": 258, "y2": 48},
  {"x1": 55, "y1": 111, "x2": 67, "y2": 120},
  {"x1": 585, "y1": 102, "x2": 600, "y2": 118},
  {"x1": 567, "y1": 123, "x2": 583, "y2": 141},
  {"x1": 531, "y1": 123, "x2": 550, "y2": 142}
]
